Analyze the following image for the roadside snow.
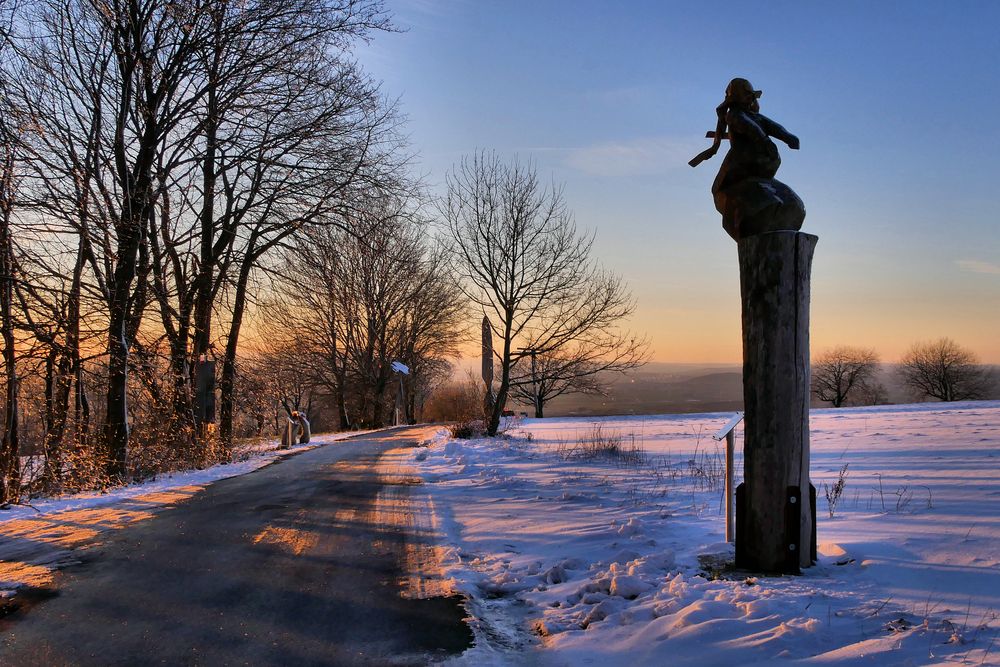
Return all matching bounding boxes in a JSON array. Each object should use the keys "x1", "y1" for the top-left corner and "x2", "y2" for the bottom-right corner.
[{"x1": 407, "y1": 402, "x2": 1000, "y2": 666}]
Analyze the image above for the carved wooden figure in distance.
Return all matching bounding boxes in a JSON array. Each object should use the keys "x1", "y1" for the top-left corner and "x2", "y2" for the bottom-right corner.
[{"x1": 690, "y1": 78, "x2": 805, "y2": 241}]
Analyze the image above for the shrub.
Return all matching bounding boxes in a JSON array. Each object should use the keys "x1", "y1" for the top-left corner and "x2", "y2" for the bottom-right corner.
[
  {"x1": 448, "y1": 420, "x2": 485, "y2": 439},
  {"x1": 424, "y1": 373, "x2": 485, "y2": 423},
  {"x1": 556, "y1": 424, "x2": 645, "y2": 466}
]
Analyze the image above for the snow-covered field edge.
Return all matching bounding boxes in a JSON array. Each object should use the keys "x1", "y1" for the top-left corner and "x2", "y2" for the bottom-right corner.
[{"x1": 401, "y1": 403, "x2": 1000, "y2": 666}]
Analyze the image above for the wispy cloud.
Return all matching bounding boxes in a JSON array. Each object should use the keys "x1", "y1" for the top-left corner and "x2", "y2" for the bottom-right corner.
[
  {"x1": 956, "y1": 259, "x2": 1000, "y2": 276},
  {"x1": 563, "y1": 137, "x2": 703, "y2": 177}
]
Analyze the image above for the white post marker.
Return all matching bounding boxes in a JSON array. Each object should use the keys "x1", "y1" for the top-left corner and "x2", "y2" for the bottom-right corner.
[{"x1": 713, "y1": 412, "x2": 744, "y2": 543}]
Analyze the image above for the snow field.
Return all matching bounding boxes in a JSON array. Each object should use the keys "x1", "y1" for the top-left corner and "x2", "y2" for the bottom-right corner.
[{"x1": 408, "y1": 402, "x2": 1000, "y2": 666}]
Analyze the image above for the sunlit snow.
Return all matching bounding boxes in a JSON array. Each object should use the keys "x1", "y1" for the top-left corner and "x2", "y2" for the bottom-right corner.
[{"x1": 401, "y1": 402, "x2": 1000, "y2": 666}]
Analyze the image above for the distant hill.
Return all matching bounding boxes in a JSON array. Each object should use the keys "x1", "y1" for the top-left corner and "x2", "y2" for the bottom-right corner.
[
  {"x1": 515, "y1": 362, "x2": 1000, "y2": 418},
  {"x1": 537, "y1": 363, "x2": 744, "y2": 417}
]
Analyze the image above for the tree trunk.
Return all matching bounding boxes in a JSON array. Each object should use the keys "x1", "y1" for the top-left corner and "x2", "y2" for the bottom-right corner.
[
  {"x1": 371, "y1": 377, "x2": 387, "y2": 428},
  {"x1": 43, "y1": 242, "x2": 84, "y2": 493},
  {"x1": 44, "y1": 349, "x2": 55, "y2": 451},
  {"x1": 69, "y1": 244, "x2": 89, "y2": 445},
  {"x1": 0, "y1": 188, "x2": 18, "y2": 502},
  {"x1": 76, "y1": 368, "x2": 90, "y2": 440},
  {"x1": 169, "y1": 335, "x2": 194, "y2": 427},
  {"x1": 104, "y1": 224, "x2": 142, "y2": 481},
  {"x1": 338, "y1": 397, "x2": 349, "y2": 430},
  {"x1": 736, "y1": 231, "x2": 817, "y2": 573},
  {"x1": 533, "y1": 380, "x2": 545, "y2": 418},
  {"x1": 487, "y1": 317, "x2": 513, "y2": 436},
  {"x1": 333, "y1": 352, "x2": 350, "y2": 430},
  {"x1": 192, "y1": 7, "x2": 224, "y2": 373},
  {"x1": 43, "y1": 347, "x2": 72, "y2": 492},
  {"x1": 219, "y1": 256, "x2": 253, "y2": 455}
]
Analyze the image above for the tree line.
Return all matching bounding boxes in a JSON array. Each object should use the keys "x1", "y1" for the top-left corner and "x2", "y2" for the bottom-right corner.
[
  {"x1": 0, "y1": 0, "x2": 461, "y2": 500},
  {"x1": 812, "y1": 338, "x2": 996, "y2": 408},
  {"x1": 0, "y1": 1, "x2": 650, "y2": 499}
]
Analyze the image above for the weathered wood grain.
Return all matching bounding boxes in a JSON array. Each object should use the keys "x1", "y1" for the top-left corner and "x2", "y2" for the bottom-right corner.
[{"x1": 737, "y1": 231, "x2": 818, "y2": 572}]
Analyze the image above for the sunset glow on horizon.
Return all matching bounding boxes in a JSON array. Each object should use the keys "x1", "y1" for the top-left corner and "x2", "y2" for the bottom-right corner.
[{"x1": 358, "y1": 1, "x2": 1000, "y2": 365}]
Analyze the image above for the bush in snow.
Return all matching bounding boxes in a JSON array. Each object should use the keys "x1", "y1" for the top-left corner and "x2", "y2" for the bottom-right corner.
[
  {"x1": 448, "y1": 420, "x2": 485, "y2": 439},
  {"x1": 556, "y1": 424, "x2": 645, "y2": 466}
]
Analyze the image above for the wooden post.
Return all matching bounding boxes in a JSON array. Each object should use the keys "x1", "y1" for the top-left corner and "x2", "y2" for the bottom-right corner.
[
  {"x1": 280, "y1": 418, "x2": 294, "y2": 450},
  {"x1": 725, "y1": 429, "x2": 735, "y2": 543},
  {"x1": 736, "y1": 230, "x2": 817, "y2": 573},
  {"x1": 482, "y1": 316, "x2": 494, "y2": 417},
  {"x1": 530, "y1": 349, "x2": 539, "y2": 418},
  {"x1": 394, "y1": 374, "x2": 404, "y2": 426}
]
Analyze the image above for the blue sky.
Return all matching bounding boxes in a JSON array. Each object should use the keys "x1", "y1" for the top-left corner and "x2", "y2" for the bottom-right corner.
[{"x1": 357, "y1": 0, "x2": 1000, "y2": 362}]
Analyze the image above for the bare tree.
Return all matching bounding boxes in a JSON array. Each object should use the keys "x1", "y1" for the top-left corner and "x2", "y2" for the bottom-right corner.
[
  {"x1": 811, "y1": 346, "x2": 880, "y2": 408},
  {"x1": 509, "y1": 333, "x2": 648, "y2": 418},
  {"x1": 443, "y1": 151, "x2": 647, "y2": 433},
  {"x1": 394, "y1": 242, "x2": 465, "y2": 423},
  {"x1": 215, "y1": 54, "x2": 406, "y2": 447},
  {"x1": 12, "y1": 0, "x2": 224, "y2": 479},
  {"x1": 251, "y1": 336, "x2": 317, "y2": 422},
  {"x1": 898, "y1": 338, "x2": 992, "y2": 402},
  {"x1": 145, "y1": 0, "x2": 394, "y2": 442},
  {"x1": 6, "y1": 0, "x2": 402, "y2": 489},
  {"x1": 272, "y1": 198, "x2": 461, "y2": 429}
]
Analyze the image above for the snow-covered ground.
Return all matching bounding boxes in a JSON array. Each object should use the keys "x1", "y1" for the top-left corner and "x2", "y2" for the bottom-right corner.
[{"x1": 396, "y1": 402, "x2": 1000, "y2": 666}]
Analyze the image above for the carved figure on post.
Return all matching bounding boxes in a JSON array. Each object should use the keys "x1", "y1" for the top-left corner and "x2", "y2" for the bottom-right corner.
[
  {"x1": 690, "y1": 78, "x2": 805, "y2": 241},
  {"x1": 689, "y1": 78, "x2": 817, "y2": 573},
  {"x1": 279, "y1": 410, "x2": 310, "y2": 449}
]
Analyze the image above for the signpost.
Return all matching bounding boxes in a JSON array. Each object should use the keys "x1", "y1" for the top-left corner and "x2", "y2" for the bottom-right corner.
[{"x1": 712, "y1": 412, "x2": 744, "y2": 544}]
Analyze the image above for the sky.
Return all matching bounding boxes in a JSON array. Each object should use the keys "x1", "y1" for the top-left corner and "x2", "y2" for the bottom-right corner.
[{"x1": 355, "y1": 0, "x2": 1000, "y2": 364}]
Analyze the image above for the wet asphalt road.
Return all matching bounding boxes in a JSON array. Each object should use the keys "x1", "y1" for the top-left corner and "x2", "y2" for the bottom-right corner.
[{"x1": 0, "y1": 427, "x2": 471, "y2": 666}]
